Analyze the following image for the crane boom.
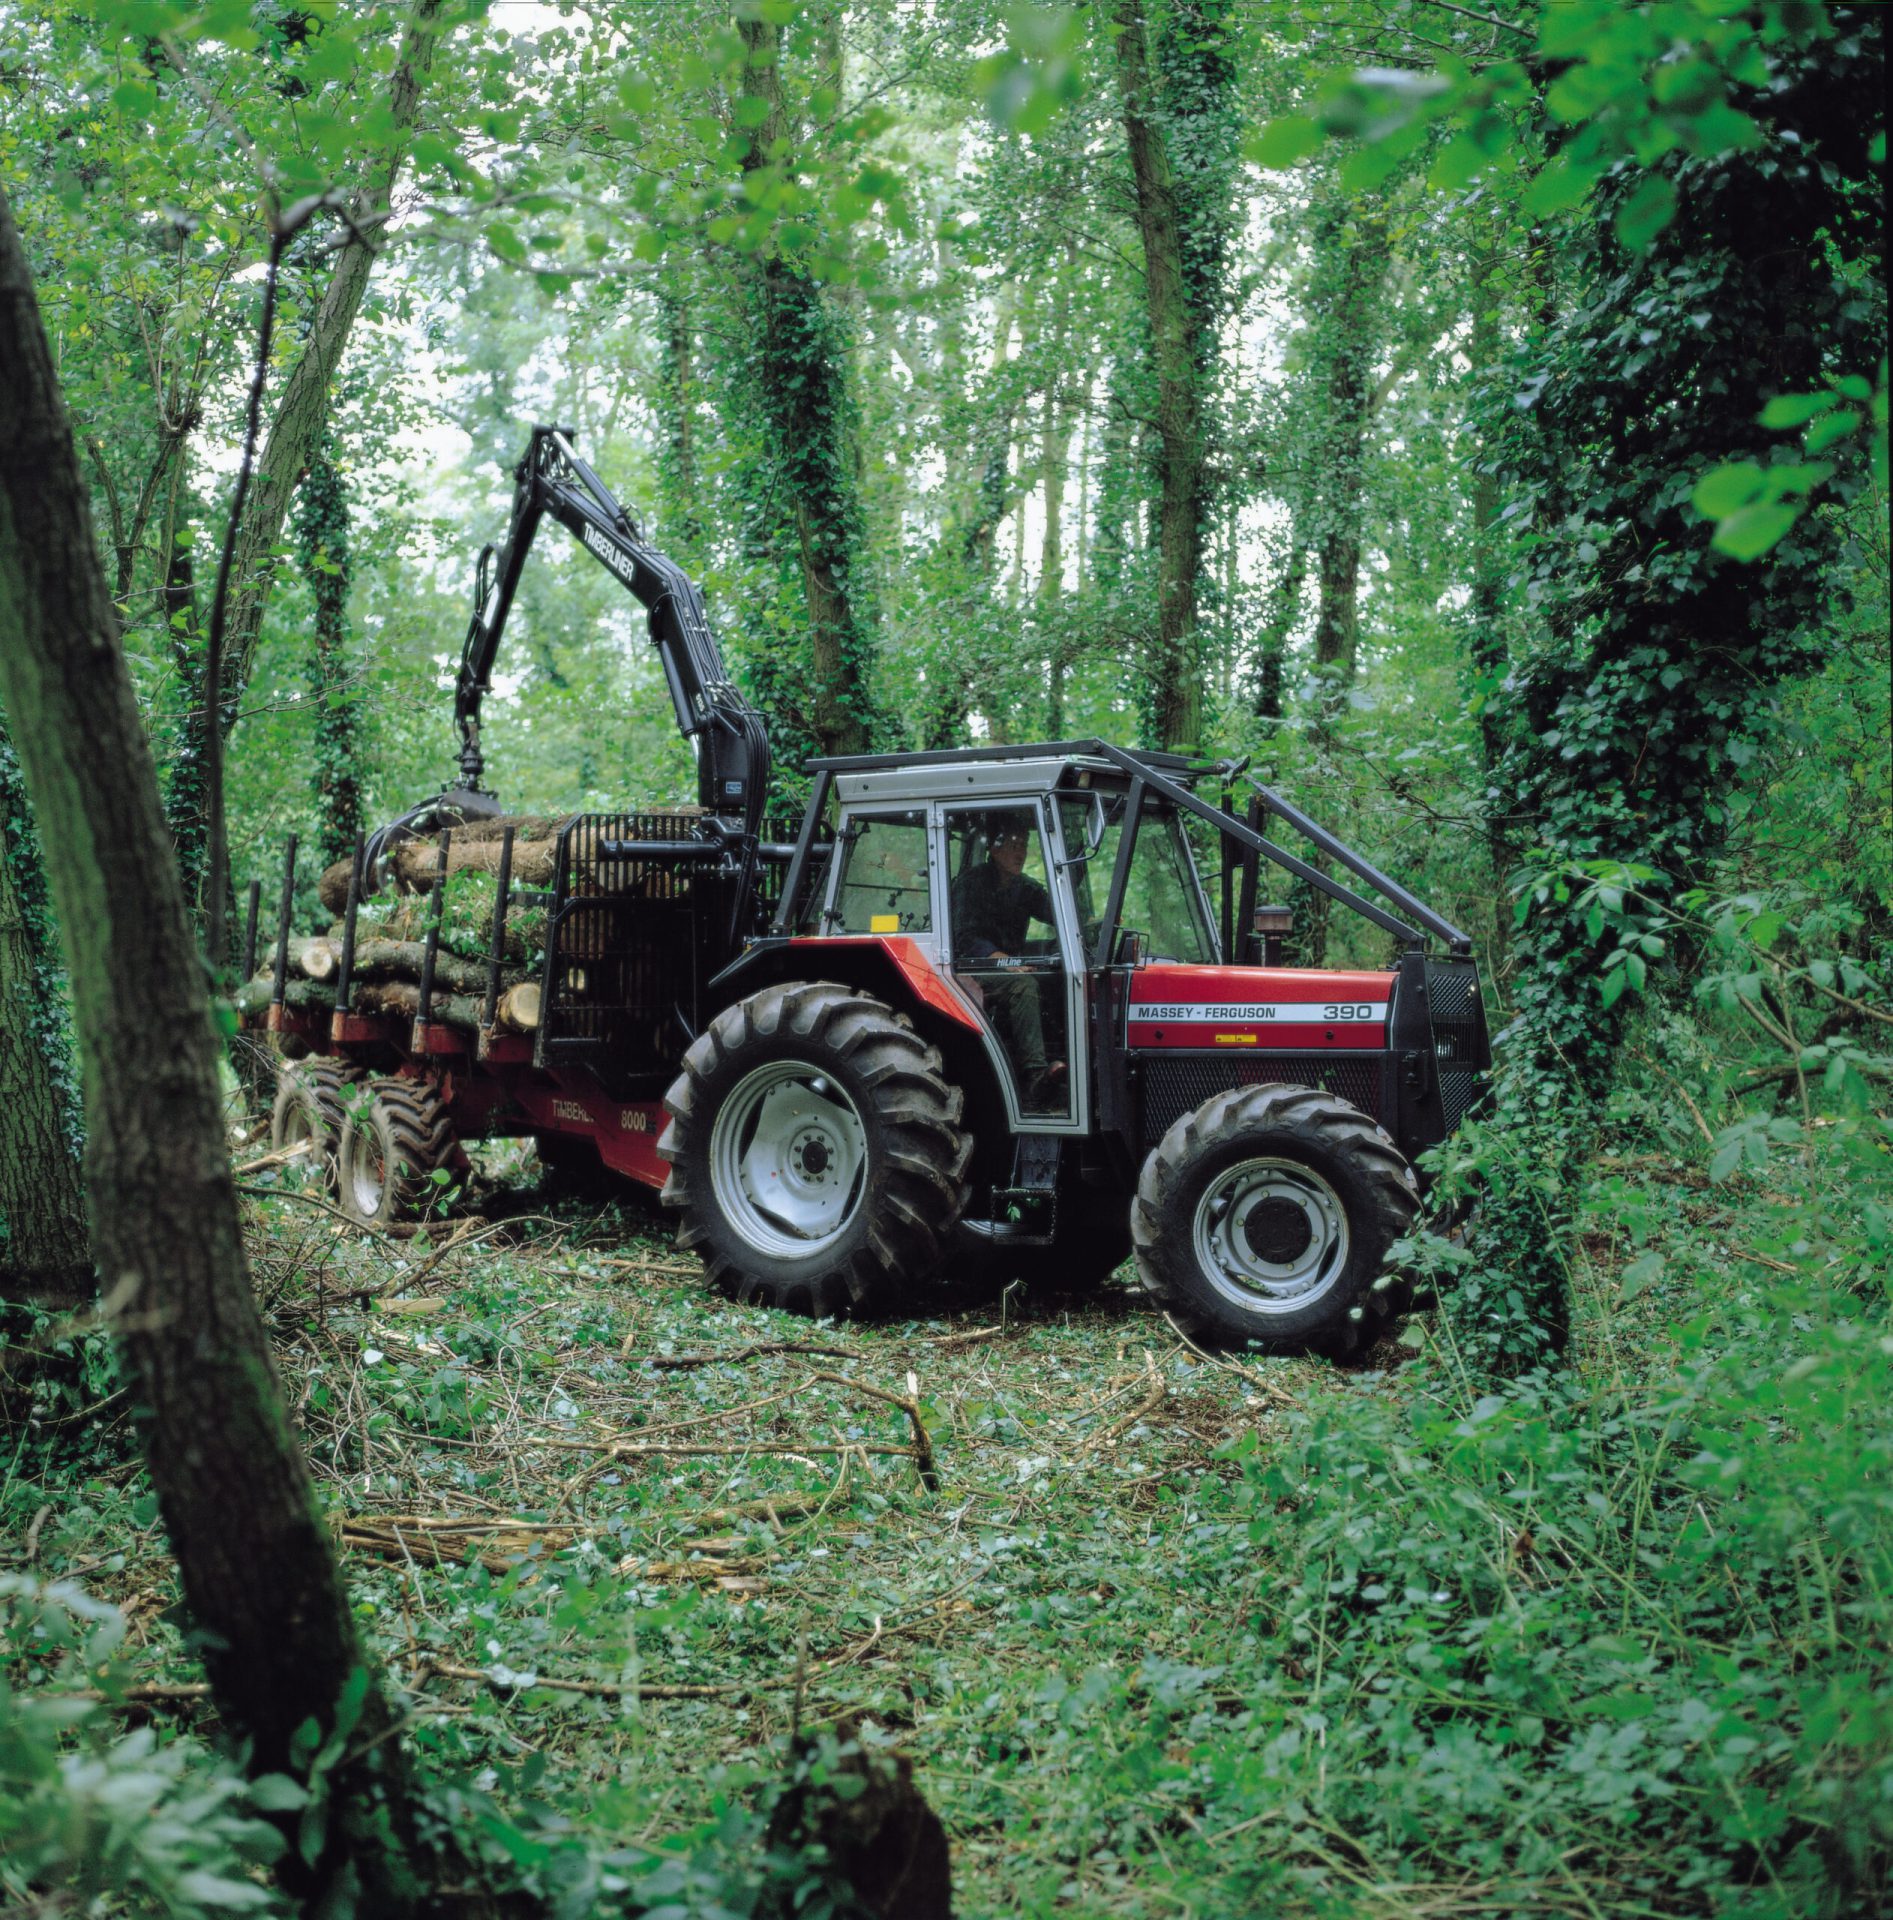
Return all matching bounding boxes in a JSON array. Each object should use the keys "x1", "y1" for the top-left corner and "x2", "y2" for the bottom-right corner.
[{"x1": 452, "y1": 425, "x2": 770, "y2": 834}]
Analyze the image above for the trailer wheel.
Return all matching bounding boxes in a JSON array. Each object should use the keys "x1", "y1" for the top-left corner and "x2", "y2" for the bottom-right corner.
[
  {"x1": 1133, "y1": 1085, "x2": 1418, "y2": 1356},
  {"x1": 660, "y1": 983, "x2": 972, "y2": 1317},
  {"x1": 337, "y1": 1077, "x2": 455, "y2": 1227},
  {"x1": 269, "y1": 1059, "x2": 358, "y2": 1191}
]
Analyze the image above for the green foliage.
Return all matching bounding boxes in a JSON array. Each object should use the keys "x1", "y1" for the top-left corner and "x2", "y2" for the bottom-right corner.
[{"x1": 1, "y1": 1580, "x2": 290, "y2": 1914}]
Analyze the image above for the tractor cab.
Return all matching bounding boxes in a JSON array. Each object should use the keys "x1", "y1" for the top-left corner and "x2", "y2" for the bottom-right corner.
[{"x1": 804, "y1": 752, "x2": 1220, "y2": 1134}]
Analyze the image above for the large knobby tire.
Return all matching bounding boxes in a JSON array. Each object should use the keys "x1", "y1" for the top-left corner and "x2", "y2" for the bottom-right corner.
[
  {"x1": 1133, "y1": 1084, "x2": 1418, "y2": 1357},
  {"x1": 337, "y1": 1076, "x2": 456, "y2": 1227},
  {"x1": 269, "y1": 1058, "x2": 358, "y2": 1192},
  {"x1": 659, "y1": 983, "x2": 973, "y2": 1318}
]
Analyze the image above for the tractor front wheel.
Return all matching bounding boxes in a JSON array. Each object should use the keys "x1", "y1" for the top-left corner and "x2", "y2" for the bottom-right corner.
[
  {"x1": 660, "y1": 983, "x2": 972, "y2": 1317},
  {"x1": 1133, "y1": 1084, "x2": 1418, "y2": 1356}
]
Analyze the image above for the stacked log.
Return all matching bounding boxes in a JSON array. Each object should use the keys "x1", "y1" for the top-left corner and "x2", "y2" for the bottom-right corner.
[
  {"x1": 261, "y1": 808, "x2": 708, "y2": 1038},
  {"x1": 316, "y1": 814, "x2": 573, "y2": 916}
]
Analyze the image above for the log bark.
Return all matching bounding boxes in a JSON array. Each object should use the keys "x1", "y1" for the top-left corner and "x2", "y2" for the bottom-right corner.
[
  {"x1": 344, "y1": 938, "x2": 491, "y2": 998},
  {"x1": 317, "y1": 828, "x2": 563, "y2": 915},
  {"x1": 0, "y1": 179, "x2": 429, "y2": 1912}
]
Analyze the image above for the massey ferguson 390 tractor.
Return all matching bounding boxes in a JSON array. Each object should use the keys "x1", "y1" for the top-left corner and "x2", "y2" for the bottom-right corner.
[{"x1": 243, "y1": 427, "x2": 1488, "y2": 1355}]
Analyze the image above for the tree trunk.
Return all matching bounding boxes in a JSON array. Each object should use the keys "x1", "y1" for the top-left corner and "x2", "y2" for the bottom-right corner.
[
  {"x1": 656, "y1": 265, "x2": 704, "y2": 553},
  {"x1": 0, "y1": 714, "x2": 89, "y2": 1314},
  {"x1": 1113, "y1": 0, "x2": 1203, "y2": 752},
  {"x1": 737, "y1": 12, "x2": 877, "y2": 758},
  {"x1": 0, "y1": 180, "x2": 430, "y2": 1914},
  {"x1": 295, "y1": 434, "x2": 363, "y2": 870},
  {"x1": 1111, "y1": 0, "x2": 1237, "y2": 754},
  {"x1": 1467, "y1": 242, "x2": 1511, "y2": 962},
  {"x1": 160, "y1": 531, "x2": 212, "y2": 917}
]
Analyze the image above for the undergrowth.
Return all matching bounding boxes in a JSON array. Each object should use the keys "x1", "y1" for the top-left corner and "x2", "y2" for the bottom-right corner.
[{"x1": 3, "y1": 1019, "x2": 1889, "y2": 1916}]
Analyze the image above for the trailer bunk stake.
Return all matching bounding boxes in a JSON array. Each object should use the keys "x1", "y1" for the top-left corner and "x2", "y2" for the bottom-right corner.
[
  {"x1": 416, "y1": 825, "x2": 449, "y2": 1038},
  {"x1": 334, "y1": 833, "x2": 366, "y2": 1016},
  {"x1": 242, "y1": 878, "x2": 262, "y2": 984},
  {"x1": 271, "y1": 835, "x2": 298, "y2": 1010},
  {"x1": 483, "y1": 824, "x2": 516, "y2": 1032}
]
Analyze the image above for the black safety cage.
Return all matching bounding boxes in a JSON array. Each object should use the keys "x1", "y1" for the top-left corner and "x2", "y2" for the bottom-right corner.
[{"x1": 776, "y1": 738, "x2": 1474, "y2": 966}]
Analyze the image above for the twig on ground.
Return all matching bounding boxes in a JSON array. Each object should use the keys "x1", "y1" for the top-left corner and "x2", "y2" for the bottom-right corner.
[
  {"x1": 418, "y1": 1658, "x2": 741, "y2": 1701},
  {"x1": 805, "y1": 1368, "x2": 939, "y2": 1491},
  {"x1": 641, "y1": 1338, "x2": 857, "y2": 1370},
  {"x1": 1076, "y1": 1350, "x2": 1166, "y2": 1454}
]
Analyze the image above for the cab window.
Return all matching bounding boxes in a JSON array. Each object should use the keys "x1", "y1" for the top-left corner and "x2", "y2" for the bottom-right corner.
[
  {"x1": 1058, "y1": 793, "x2": 1215, "y2": 964},
  {"x1": 829, "y1": 810, "x2": 933, "y2": 934}
]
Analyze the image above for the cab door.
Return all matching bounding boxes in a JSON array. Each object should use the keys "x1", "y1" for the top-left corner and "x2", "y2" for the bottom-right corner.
[{"x1": 939, "y1": 801, "x2": 1083, "y2": 1127}]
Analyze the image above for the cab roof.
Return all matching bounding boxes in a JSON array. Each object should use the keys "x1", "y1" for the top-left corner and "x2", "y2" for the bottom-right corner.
[{"x1": 812, "y1": 738, "x2": 1224, "y2": 808}]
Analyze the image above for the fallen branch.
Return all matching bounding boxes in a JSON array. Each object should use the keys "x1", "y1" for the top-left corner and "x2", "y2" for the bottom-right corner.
[
  {"x1": 418, "y1": 1658, "x2": 739, "y2": 1701},
  {"x1": 643, "y1": 1338, "x2": 857, "y2": 1370},
  {"x1": 1076, "y1": 1350, "x2": 1165, "y2": 1455},
  {"x1": 805, "y1": 1369, "x2": 938, "y2": 1491}
]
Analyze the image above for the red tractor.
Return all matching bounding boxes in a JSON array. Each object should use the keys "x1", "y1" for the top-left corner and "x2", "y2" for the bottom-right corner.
[{"x1": 245, "y1": 429, "x2": 1487, "y2": 1355}]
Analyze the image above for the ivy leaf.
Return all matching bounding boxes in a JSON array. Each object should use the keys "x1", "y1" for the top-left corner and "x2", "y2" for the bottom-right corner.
[
  {"x1": 1758, "y1": 391, "x2": 1835, "y2": 428},
  {"x1": 1711, "y1": 501, "x2": 1801, "y2": 560},
  {"x1": 1614, "y1": 175, "x2": 1678, "y2": 251},
  {"x1": 1691, "y1": 462, "x2": 1764, "y2": 518},
  {"x1": 1620, "y1": 1251, "x2": 1664, "y2": 1299},
  {"x1": 1246, "y1": 117, "x2": 1322, "y2": 170}
]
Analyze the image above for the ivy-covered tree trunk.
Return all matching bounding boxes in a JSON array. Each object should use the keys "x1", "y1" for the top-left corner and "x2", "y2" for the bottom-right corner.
[
  {"x1": 294, "y1": 435, "x2": 363, "y2": 870},
  {"x1": 736, "y1": 11, "x2": 877, "y2": 758},
  {"x1": 1287, "y1": 183, "x2": 1392, "y2": 964},
  {"x1": 0, "y1": 180, "x2": 432, "y2": 1913},
  {"x1": 1111, "y1": 0, "x2": 1239, "y2": 754},
  {"x1": 1453, "y1": 17, "x2": 1885, "y2": 1376},
  {"x1": 0, "y1": 713, "x2": 89, "y2": 1315},
  {"x1": 159, "y1": 531, "x2": 212, "y2": 917},
  {"x1": 1466, "y1": 241, "x2": 1511, "y2": 961}
]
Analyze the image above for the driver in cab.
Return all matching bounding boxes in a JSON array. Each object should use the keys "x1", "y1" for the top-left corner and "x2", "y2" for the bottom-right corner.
[{"x1": 951, "y1": 815, "x2": 1066, "y2": 1111}]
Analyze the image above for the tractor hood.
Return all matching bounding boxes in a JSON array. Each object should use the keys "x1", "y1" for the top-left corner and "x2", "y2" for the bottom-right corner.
[{"x1": 1125, "y1": 965, "x2": 1395, "y2": 1051}]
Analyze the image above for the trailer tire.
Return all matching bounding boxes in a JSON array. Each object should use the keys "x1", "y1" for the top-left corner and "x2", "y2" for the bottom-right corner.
[
  {"x1": 660, "y1": 983, "x2": 972, "y2": 1318},
  {"x1": 337, "y1": 1076, "x2": 456, "y2": 1227},
  {"x1": 269, "y1": 1059, "x2": 358, "y2": 1191},
  {"x1": 1133, "y1": 1084, "x2": 1417, "y2": 1357}
]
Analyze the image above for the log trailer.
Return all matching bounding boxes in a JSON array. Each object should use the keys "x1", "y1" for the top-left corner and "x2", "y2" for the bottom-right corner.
[{"x1": 242, "y1": 427, "x2": 1489, "y2": 1353}]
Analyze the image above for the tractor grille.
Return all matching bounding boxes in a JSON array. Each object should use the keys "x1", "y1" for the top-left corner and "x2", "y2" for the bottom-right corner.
[
  {"x1": 1424, "y1": 957, "x2": 1491, "y2": 1135},
  {"x1": 1140, "y1": 1054, "x2": 1387, "y2": 1150},
  {"x1": 539, "y1": 812, "x2": 721, "y2": 1083}
]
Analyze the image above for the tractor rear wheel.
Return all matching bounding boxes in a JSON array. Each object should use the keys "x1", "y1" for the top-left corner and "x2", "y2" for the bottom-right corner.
[
  {"x1": 269, "y1": 1058, "x2": 358, "y2": 1191},
  {"x1": 660, "y1": 983, "x2": 972, "y2": 1317},
  {"x1": 1133, "y1": 1084, "x2": 1418, "y2": 1356},
  {"x1": 336, "y1": 1076, "x2": 455, "y2": 1227}
]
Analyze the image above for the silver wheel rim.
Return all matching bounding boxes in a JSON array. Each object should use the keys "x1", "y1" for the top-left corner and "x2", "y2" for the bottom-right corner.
[
  {"x1": 1191, "y1": 1156, "x2": 1350, "y2": 1317},
  {"x1": 346, "y1": 1122, "x2": 388, "y2": 1220},
  {"x1": 709, "y1": 1060, "x2": 868, "y2": 1259}
]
